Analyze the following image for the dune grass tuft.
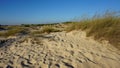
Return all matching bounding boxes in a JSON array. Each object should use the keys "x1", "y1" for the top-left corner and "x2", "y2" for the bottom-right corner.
[
  {"x1": 41, "y1": 26, "x2": 59, "y2": 33},
  {"x1": 0, "y1": 26, "x2": 29, "y2": 37},
  {"x1": 31, "y1": 25, "x2": 60, "y2": 36},
  {"x1": 65, "y1": 12, "x2": 120, "y2": 49}
]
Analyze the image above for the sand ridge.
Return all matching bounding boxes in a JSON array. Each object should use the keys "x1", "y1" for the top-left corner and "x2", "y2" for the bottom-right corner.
[{"x1": 0, "y1": 30, "x2": 120, "y2": 68}]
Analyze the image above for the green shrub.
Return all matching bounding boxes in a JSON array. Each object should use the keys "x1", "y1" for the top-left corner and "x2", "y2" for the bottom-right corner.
[{"x1": 22, "y1": 24, "x2": 30, "y2": 27}]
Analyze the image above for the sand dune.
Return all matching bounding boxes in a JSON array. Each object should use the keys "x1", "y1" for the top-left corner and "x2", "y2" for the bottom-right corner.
[{"x1": 0, "y1": 30, "x2": 120, "y2": 68}]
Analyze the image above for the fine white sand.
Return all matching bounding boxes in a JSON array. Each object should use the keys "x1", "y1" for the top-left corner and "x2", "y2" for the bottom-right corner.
[{"x1": 0, "y1": 30, "x2": 120, "y2": 68}]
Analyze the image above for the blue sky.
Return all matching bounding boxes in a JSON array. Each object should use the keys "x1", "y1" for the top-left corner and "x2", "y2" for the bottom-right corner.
[{"x1": 0, "y1": 0, "x2": 120, "y2": 25}]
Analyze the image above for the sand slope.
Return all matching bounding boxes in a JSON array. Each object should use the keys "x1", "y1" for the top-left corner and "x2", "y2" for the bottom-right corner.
[{"x1": 0, "y1": 30, "x2": 120, "y2": 68}]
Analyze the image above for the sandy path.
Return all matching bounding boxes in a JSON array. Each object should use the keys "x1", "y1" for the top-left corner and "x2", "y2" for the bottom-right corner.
[{"x1": 0, "y1": 30, "x2": 120, "y2": 68}]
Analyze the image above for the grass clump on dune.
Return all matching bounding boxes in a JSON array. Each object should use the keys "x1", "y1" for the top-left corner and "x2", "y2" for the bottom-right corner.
[
  {"x1": 87, "y1": 17, "x2": 120, "y2": 49},
  {"x1": 0, "y1": 26, "x2": 29, "y2": 37},
  {"x1": 41, "y1": 26, "x2": 60, "y2": 33},
  {"x1": 65, "y1": 22, "x2": 78, "y2": 32},
  {"x1": 31, "y1": 26, "x2": 60, "y2": 36},
  {"x1": 65, "y1": 11, "x2": 120, "y2": 49}
]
